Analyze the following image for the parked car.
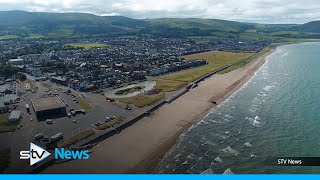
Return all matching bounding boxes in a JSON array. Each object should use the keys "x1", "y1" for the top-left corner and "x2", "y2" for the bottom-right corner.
[
  {"x1": 125, "y1": 105, "x2": 132, "y2": 110},
  {"x1": 67, "y1": 113, "x2": 71, "y2": 118},
  {"x1": 91, "y1": 124, "x2": 96, "y2": 128},
  {"x1": 50, "y1": 133, "x2": 63, "y2": 142},
  {"x1": 105, "y1": 116, "x2": 111, "y2": 122},
  {"x1": 46, "y1": 119, "x2": 53, "y2": 124},
  {"x1": 73, "y1": 120, "x2": 76, "y2": 123},
  {"x1": 80, "y1": 109, "x2": 86, "y2": 114},
  {"x1": 42, "y1": 136, "x2": 49, "y2": 142},
  {"x1": 34, "y1": 133, "x2": 44, "y2": 140}
]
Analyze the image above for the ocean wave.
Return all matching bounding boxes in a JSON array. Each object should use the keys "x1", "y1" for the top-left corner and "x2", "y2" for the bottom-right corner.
[
  {"x1": 249, "y1": 106, "x2": 259, "y2": 113},
  {"x1": 246, "y1": 115, "x2": 265, "y2": 127},
  {"x1": 225, "y1": 114, "x2": 234, "y2": 119},
  {"x1": 201, "y1": 168, "x2": 214, "y2": 174},
  {"x1": 187, "y1": 153, "x2": 196, "y2": 160},
  {"x1": 215, "y1": 156, "x2": 223, "y2": 163},
  {"x1": 223, "y1": 118, "x2": 231, "y2": 122},
  {"x1": 223, "y1": 168, "x2": 234, "y2": 174},
  {"x1": 220, "y1": 146, "x2": 239, "y2": 156},
  {"x1": 204, "y1": 140, "x2": 217, "y2": 147},
  {"x1": 181, "y1": 160, "x2": 190, "y2": 165},
  {"x1": 263, "y1": 85, "x2": 273, "y2": 91},
  {"x1": 244, "y1": 142, "x2": 252, "y2": 147}
]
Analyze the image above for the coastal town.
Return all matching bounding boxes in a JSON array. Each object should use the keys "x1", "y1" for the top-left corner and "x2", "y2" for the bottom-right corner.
[
  {"x1": 0, "y1": 36, "x2": 276, "y2": 173},
  {"x1": 1, "y1": 0, "x2": 320, "y2": 176},
  {"x1": 1, "y1": 37, "x2": 274, "y2": 91}
]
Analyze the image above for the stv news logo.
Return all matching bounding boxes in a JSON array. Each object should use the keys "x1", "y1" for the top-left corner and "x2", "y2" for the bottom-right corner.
[
  {"x1": 20, "y1": 143, "x2": 51, "y2": 166},
  {"x1": 20, "y1": 143, "x2": 90, "y2": 166}
]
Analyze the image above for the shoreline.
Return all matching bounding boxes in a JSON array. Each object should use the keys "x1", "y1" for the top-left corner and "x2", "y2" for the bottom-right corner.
[
  {"x1": 42, "y1": 47, "x2": 275, "y2": 174},
  {"x1": 128, "y1": 48, "x2": 275, "y2": 174}
]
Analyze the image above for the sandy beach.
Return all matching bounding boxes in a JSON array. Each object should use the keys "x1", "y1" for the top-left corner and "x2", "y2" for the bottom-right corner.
[{"x1": 43, "y1": 49, "x2": 274, "y2": 174}]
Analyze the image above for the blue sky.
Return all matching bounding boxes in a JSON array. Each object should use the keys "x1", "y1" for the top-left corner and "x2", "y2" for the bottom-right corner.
[{"x1": 0, "y1": 0, "x2": 319, "y2": 24}]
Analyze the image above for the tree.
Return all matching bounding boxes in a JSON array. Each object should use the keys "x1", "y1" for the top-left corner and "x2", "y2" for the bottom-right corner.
[
  {"x1": 0, "y1": 65, "x2": 17, "y2": 79},
  {"x1": 18, "y1": 73, "x2": 27, "y2": 81}
]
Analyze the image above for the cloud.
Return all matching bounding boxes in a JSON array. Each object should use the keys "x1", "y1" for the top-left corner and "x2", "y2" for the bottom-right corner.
[{"x1": 0, "y1": 0, "x2": 320, "y2": 23}]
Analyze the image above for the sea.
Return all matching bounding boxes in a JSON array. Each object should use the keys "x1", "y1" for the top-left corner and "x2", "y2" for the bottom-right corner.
[{"x1": 155, "y1": 42, "x2": 320, "y2": 174}]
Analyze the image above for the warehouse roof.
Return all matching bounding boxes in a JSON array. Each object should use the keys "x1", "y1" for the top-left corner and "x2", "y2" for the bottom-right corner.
[{"x1": 31, "y1": 96, "x2": 66, "y2": 112}]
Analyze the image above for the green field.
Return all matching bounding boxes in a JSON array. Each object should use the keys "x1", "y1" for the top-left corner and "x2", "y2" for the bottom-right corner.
[
  {"x1": 96, "y1": 118, "x2": 124, "y2": 130},
  {"x1": 155, "y1": 79, "x2": 187, "y2": 92},
  {"x1": 115, "y1": 85, "x2": 145, "y2": 95},
  {"x1": 116, "y1": 92, "x2": 166, "y2": 108},
  {"x1": 61, "y1": 130, "x2": 95, "y2": 148},
  {"x1": 46, "y1": 29, "x2": 74, "y2": 39},
  {"x1": 64, "y1": 43, "x2": 110, "y2": 49},
  {"x1": 76, "y1": 95, "x2": 93, "y2": 110},
  {"x1": 0, "y1": 35, "x2": 18, "y2": 40},
  {"x1": 41, "y1": 82, "x2": 52, "y2": 89},
  {"x1": 0, "y1": 148, "x2": 10, "y2": 173},
  {"x1": 219, "y1": 47, "x2": 270, "y2": 74},
  {"x1": 26, "y1": 34, "x2": 44, "y2": 39},
  {"x1": 161, "y1": 51, "x2": 255, "y2": 83},
  {"x1": 0, "y1": 114, "x2": 18, "y2": 133}
]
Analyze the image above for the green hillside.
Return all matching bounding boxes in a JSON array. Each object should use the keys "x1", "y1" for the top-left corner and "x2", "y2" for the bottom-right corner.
[{"x1": 0, "y1": 10, "x2": 319, "y2": 39}]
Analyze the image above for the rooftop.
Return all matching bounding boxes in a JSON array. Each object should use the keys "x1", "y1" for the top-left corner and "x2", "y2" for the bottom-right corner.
[
  {"x1": 31, "y1": 96, "x2": 66, "y2": 112},
  {"x1": 9, "y1": 58, "x2": 24, "y2": 62},
  {"x1": 9, "y1": 111, "x2": 21, "y2": 120}
]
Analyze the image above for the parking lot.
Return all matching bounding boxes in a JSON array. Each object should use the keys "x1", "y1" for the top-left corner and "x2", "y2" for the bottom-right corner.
[
  {"x1": 2, "y1": 76, "x2": 141, "y2": 173},
  {"x1": 29, "y1": 80, "x2": 135, "y2": 146}
]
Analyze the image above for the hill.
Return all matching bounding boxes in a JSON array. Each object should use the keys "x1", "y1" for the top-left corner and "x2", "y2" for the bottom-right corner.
[
  {"x1": 0, "y1": 11, "x2": 146, "y2": 38},
  {"x1": 0, "y1": 11, "x2": 319, "y2": 39}
]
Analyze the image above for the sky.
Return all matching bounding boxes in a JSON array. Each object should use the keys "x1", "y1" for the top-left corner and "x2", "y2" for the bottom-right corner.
[{"x1": 0, "y1": 0, "x2": 320, "y2": 24}]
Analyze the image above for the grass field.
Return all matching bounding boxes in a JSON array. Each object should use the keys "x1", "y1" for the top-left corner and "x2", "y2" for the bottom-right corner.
[
  {"x1": 219, "y1": 47, "x2": 270, "y2": 74},
  {"x1": 41, "y1": 82, "x2": 52, "y2": 89},
  {"x1": 64, "y1": 43, "x2": 110, "y2": 50},
  {"x1": 0, "y1": 148, "x2": 10, "y2": 173},
  {"x1": 0, "y1": 35, "x2": 18, "y2": 40},
  {"x1": 155, "y1": 79, "x2": 187, "y2": 92},
  {"x1": 116, "y1": 92, "x2": 166, "y2": 108},
  {"x1": 161, "y1": 51, "x2": 255, "y2": 83},
  {"x1": 61, "y1": 130, "x2": 95, "y2": 148},
  {"x1": 0, "y1": 114, "x2": 18, "y2": 133},
  {"x1": 96, "y1": 118, "x2": 124, "y2": 130},
  {"x1": 26, "y1": 34, "x2": 44, "y2": 39},
  {"x1": 76, "y1": 95, "x2": 93, "y2": 110},
  {"x1": 46, "y1": 29, "x2": 74, "y2": 39}
]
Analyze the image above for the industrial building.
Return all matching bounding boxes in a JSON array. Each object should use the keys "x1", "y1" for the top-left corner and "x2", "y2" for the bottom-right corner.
[
  {"x1": 8, "y1": 58, "x2": 25, "y2": 66},
  {"x1": 31, "y1": 96, "x2": 66, "y2": 118}
]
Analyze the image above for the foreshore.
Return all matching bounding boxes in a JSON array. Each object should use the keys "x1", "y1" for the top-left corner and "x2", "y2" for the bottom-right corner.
[{"x1": 43, "y1": 48, "x2": 275, "y2": 174}]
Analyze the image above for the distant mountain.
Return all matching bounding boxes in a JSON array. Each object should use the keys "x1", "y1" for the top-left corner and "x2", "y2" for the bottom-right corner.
[
  {"x1": 0, "y1": 11, "x2": 146, "y2": 38},
  {"x1": 290, "y1": 21, "x2": 320, "y2": 33},
  {"x1": 0, "y1": 10, "x2": 319, "y2": 39}
]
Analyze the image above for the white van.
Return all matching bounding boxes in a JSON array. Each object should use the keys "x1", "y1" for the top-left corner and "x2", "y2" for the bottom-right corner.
[
  {"x1": 34, "y1": 133, "x2": 44, "y2": 140},
  {"x1": 50, "y1": 132, "x2": 63, "y2": 141}
]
